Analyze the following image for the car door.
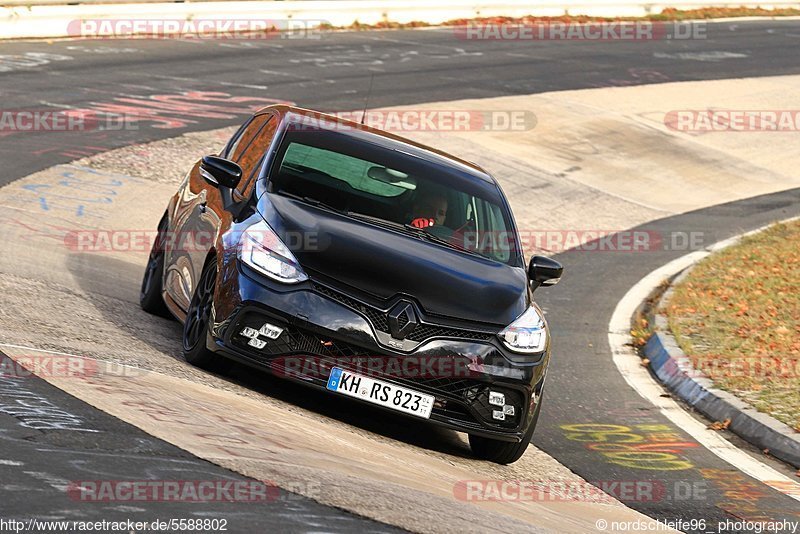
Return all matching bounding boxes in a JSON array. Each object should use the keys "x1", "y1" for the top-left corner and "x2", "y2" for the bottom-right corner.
[{"x1": 165, "y1": 111, "x2": 277, "y2": 312}]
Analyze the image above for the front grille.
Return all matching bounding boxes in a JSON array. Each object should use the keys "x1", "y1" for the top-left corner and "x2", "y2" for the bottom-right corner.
[
  {"x1": 229, "y1": 312, "x2": 524, "y2": 431},
  {"x1": 312, "y1": 282, "x2": 496, "y2": 344},
  {"x1": 406, "y1": 324, "x2": 495, "y2": 343},
  {"x1": 312, "y1": 283, "x2": 390, "y2": 331}
]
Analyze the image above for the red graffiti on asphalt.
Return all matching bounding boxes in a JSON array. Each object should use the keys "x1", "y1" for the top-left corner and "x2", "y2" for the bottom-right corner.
[{"x1": 75, "y1": 90, "x2": 292, "y2": 129}]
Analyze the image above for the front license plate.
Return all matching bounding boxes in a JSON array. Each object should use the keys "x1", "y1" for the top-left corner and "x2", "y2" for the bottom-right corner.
[{"x1": 326, "y1": 367, "x2": 434, "y2": 419}]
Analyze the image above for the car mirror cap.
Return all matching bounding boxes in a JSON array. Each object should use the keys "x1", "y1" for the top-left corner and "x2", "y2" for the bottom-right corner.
[
  {"x1": 528, "y1": 256, "x2": 563, "y2": 287},
  {"x1": 201, "y1": 155, "x2": 242, "y2": 190}
]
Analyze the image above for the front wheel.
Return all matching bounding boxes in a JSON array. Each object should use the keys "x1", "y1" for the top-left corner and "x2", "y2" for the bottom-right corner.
[
  {"x1": 469, "y1": 395, "x2": 543, "y2": 464},
  {"x1": 182, "y1": 260, "x2": 231, "y2": 373}
]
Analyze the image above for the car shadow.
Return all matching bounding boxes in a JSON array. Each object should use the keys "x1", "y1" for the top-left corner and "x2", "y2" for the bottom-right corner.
[{"x1": 67, "y1": 253, "x2": 474, "y2": 460}]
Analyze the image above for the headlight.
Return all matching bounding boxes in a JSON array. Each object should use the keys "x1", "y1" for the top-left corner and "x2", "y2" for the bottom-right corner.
[
  {"x1": 238, "y1": 220, "x2": 308, "y2": 284},
  {"x1": 498, "y1": 306, "x2": 547, "y2": 353}
]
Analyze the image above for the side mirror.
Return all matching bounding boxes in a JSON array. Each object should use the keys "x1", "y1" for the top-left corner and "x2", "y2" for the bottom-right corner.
[
  {"x1": 200, "y1": 156, "x2": 242, "y2": 190},
  {"x1": 528, "y1": 256, "x2": 563, "y2": 288}
]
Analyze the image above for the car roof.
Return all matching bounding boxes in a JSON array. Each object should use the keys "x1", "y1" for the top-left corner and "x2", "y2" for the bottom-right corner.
[{"x1": 254, "y1": 104, "x2": 497, "y2": 185}]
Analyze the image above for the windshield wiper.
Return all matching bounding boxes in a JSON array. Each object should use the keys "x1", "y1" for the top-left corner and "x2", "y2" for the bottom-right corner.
[
  {"x1": 401, "y1": 224, "x2": 483, "y2": 257},
  {"x1": 346, "y1": 211, "x2": 404, "y2": 229},
  {"x1": 278, "y1": 191, "x2": 345, "y2": 214}
]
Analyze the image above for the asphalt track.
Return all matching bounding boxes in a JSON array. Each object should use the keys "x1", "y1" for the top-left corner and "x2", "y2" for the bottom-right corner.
[
  {"x1": 3, "y1": 20, "x2": 800, "y2": 183},
  {"x1": 0, "y1": 355, "x2": 399, "y2": 532},
  {"x1": 1, "y1": 19, "x2": 800, "y2": 532}
]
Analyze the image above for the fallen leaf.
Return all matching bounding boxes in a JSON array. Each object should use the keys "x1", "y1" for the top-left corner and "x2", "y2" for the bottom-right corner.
[{"x1": 708, "y1": 418, "x2": 732, "y2": 431}]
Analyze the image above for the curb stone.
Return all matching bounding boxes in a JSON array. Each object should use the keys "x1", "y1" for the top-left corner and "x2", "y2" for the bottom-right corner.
[{"x1": 644, "y1": 259, "x2": 800, "y2": 469}]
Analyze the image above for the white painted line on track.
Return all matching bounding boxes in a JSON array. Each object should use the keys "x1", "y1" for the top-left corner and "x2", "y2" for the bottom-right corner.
[
  {"x1": 0, "y1": 343, "x2": 88, "y2": 358},
  {"x1": 0, "y1": 343, "x2": 89, "y2": 358},
  {"x1": 0, "y1": 342, "x2": 149, "y2": 375},
  {"x1": 608, "y1": 217, "x2": 800, "y2": 502},
  {"x1": 150, "y1": 74, "x2": 269, "y2": 90}
]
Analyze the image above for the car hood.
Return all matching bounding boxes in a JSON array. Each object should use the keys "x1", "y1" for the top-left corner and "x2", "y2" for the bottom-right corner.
[{"x1": 257, "y1": 194, "x2": 528, "y2": 326}]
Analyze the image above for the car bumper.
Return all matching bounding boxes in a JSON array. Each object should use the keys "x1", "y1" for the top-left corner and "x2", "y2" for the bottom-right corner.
[{"x1": 209, "y1": 264, "x2": 549, "y2": 442}]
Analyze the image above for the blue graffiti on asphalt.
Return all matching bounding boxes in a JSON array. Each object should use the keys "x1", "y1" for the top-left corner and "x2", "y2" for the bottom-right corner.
[{"x1": 13, "y1": 166, "x2": 138, "y2": 219}]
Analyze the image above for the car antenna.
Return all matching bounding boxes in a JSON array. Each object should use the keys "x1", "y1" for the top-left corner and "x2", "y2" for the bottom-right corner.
[{"x1": 360, "y1": 73, "x2": 375, "y2": 125}]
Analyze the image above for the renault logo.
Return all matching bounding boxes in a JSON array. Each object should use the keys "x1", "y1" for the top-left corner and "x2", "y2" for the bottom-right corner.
[{"x1": 387, "y1": 301, "x2": 419, "y2": 340}]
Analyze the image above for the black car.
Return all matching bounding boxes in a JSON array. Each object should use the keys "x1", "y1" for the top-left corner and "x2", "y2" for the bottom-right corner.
[{"x1": 140, "y1": 105, "x2": 563, "y2": 464}]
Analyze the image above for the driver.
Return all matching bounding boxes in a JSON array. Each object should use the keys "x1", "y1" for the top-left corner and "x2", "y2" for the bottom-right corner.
[{"x1": 410, "y1": 193, "x2": 448, "y2": 229}]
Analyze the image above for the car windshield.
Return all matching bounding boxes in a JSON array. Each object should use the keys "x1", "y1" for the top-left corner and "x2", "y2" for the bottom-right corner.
[{"x1": 268, "y1": 126, "x2": 521, "y2": 266}]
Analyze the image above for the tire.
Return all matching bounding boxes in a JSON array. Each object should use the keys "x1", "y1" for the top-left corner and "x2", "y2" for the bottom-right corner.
[
  {"x1": 140, "y1": 216, "x2": 171, "y2": 318},
  {"x1": 181, "y1": 259, "x2": 231, "y2": 373},
  {"x1": 469, "y1": 395, "x2": 543, "y2": 464}
]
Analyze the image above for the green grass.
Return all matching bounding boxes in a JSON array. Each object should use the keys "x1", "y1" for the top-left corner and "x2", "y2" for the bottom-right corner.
[{"x1": 666, "y1": 221, "x2": 800, "y2": 432}]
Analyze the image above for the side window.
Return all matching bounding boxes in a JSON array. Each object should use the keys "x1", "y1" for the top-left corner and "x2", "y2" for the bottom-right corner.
[
  {"x1": 235, "y1": 116, "x2": 278, "y2": 198},
  {"x1": 220, "y1": 117, "x2": 253, "y2": 159},
  {"x1": 230, "y1": 114, "x2": 271, "y2": 163}
]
